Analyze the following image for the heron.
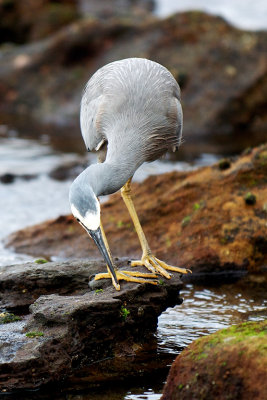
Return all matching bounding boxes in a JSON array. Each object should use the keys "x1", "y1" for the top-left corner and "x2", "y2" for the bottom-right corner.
[{"x1": 69, "y1": 58, "x2": 191, "y2": 291}]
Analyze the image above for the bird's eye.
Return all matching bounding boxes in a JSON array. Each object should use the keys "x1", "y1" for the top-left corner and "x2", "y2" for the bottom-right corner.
[{"x1": 76, "y1": 218, "x2": 80, "y2": 223}]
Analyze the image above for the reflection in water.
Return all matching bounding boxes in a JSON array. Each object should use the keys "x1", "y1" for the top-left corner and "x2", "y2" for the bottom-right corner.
[{"x1": 158, "y1": 284, "x2": 267, "y2": 353}]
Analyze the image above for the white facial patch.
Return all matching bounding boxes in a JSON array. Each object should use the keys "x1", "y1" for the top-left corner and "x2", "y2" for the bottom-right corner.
[{"x1": 71, "y1": 203, "x2": 100, "y2": 231}]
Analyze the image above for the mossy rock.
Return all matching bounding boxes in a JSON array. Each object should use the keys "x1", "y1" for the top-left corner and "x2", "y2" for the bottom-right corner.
[
  {"x1": 162, "y1": 320, "x2": 267, "y2": 400},
  {"x1": 0, "y1": 312, "x2": 21, "y2": 324}
]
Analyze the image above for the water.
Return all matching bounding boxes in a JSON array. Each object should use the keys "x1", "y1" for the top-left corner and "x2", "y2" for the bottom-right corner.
[
  {"x1": 158, "y1": 284, "x2": 267, "y2": 353},
  {"x1": 0, "y1": 136, "x2": 77, "y2": 265},
  {"x1": 155, "y1": 0, "x2": 267, "y2": 31}
]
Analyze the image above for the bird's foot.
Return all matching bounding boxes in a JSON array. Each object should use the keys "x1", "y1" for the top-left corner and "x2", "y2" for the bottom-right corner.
[
  {"x1": 93, "y1": 270, "x2": 158, "y2": 291},
  {"x1": 131, "y1": 254, "x2": 192, "y2": 279}
]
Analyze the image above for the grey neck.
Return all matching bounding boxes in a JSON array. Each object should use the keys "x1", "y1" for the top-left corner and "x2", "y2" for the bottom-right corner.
[{"x1": 81, "y1": 161, "x2": 135, "y2": 197}]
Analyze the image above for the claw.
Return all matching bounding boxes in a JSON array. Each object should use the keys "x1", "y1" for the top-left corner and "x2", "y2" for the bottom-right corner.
[
  {"x1": 146, "y1": 256, "x2": 171, "y2": 279},
  {"x1": 93, "y1": 269, "x2": 158, "y2": 288},
  {"x1": 131, "y1": 254, "x2": 191, "y2": 277},
  {"x1": 154, "y1": 257, "x2": 192, "y2": 274}
]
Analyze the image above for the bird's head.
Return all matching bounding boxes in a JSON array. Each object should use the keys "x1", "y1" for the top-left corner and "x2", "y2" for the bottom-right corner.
[
  {"x1": 69, "y1": 178, "x2": 101, "y2": 232},
  {"x1": 69, "y1": 173, "x2": 119, "y2": 288}
]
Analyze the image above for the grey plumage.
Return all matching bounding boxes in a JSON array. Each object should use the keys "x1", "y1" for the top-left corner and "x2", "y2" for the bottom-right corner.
[
  {"x1": 71, "y1": 57, "x2": 183, "y2": 206},
  {"x1": 80, "y1": 58, "x2": 183, "y2": 168}
]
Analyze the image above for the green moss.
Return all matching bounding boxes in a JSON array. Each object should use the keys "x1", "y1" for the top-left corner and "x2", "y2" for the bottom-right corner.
[
  {"x1": 244, "y1": 192, "x2": 256, "y2": 205},
  {"x1": 214, "y1": 321, "x2": 267, "y2": 340},
  {"x1": 120, "y1": 306, "x2": 130, "y2": 321},
  {"x1": 242, "y1": 147, "x2": 252, "y2": 155},
  {"x1": 218, "y1": 158, "x2": 231, "y2": 170},
  {"x1": 26, "y1": 331, "x2": 44, "y2": 338},
  {"x1": 34, "y1": 258, "x2": 48, "y2": 264},
  {"x1": 188, "y1": 321, "x2": 267, "y2": 361},
  {"x1": 193, "y1": 200, "x2": 205, "y2": 212},
  {"x1": 181, "y1": 215, "x2": 191, "y2": 227},
  {"x1": 0, "y1": 312, "x2": 21, "y2": 324},
  {"x1": 117, "y1": 220, "x2": 124, "y2": 228},
  {"x1": 196, "y1": 352, "x2": 208, "y2": 360},
  {"x1": 219, "y1": 236, "x2": 228, "y2": 245},
  {"x1": 166, "y1": 237, "x2": 172, "y2": 247},
  {"x1": 95, "y1": 289, "x2": 103, "y2": 294},
  {"x1": 193, "y1": 202, "x2": 201, "y2": 210}
]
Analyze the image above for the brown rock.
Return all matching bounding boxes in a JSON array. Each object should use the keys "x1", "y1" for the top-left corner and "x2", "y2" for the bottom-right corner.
[
  {"x1": 161, "y1": 320, "x2": 267, "y2": 400},
  {"x1": 6, "y1": 144, "x2": 267, "y2": 278},
  {"x1": 0, "y1": 259, "x2": 182, "y2": 391}
]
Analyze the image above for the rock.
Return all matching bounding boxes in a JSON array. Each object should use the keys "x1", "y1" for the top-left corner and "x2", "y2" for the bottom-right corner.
[
  {"x1": 218, "y1": 158, "x2": 231, "y2": 170},
  {"x1": 161, "y1": 320, "x2": 267, "y2": 400},
  {"x1": 0, "y1": 259, "x2": 183, "y2": 391},
  {"x1": 244, "y1": 192, "x2": 257, "y2": 205},
  {"x1": 0, "y1": 172, "x2": 37, "y2": 184},
  {"x1": 0, "y1": 0, "x2": 79, "y2": 44},
  {"x1": 0, "y1": 0, "x2": 154, "y2": 45},
  {"x1": 6, "y1": 144, "x2": 267, "y2": 280},
  {"x1": 48, "y1": 159, "x2": 87, "y2": 181},
  {"x1": 0, "y1": 12, "x2": 266, "y2": 155},
  {"x1": 0, "y1": 173, "x2": 15, "y2": 184},
  {"x1": 0, "y1": 259, "x2": 107, "y2": 312}
]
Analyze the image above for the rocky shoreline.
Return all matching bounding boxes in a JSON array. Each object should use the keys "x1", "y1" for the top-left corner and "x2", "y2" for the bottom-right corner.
[{"x1": 0, "y1": 259, "x2": 183, "y2": 392}]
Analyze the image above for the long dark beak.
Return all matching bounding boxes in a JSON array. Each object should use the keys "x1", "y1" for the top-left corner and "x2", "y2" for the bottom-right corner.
[{"x1": 86, "y1": 226, "x2": 119, "y2": 287}]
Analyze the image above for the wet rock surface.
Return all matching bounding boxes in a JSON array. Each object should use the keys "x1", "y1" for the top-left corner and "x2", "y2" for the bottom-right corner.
[
  {"x1": 0, "y1": 172, "x2": 37, "y2": 184},
  {"x1": 0, "y1": 12, "x2": 266, "y2": 155},
  {"x1": 0, "y1": 259, "x2": 183, "y2": 392},
  {"x1": 6, "y1": 144, "x2": 267, "y2": 279},
  {"x1": 48, "y1": 159, "x2": 87, "y2": 181},
  {"x1": 161, "y1": 319, "x2": 267, "y2": 400}
]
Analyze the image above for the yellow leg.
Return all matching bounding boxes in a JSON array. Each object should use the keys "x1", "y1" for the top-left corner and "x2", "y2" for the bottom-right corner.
[
  {"x1": 121, "y1": 179, "x2": 192, "y2": 279},
  {"x1": 93, "y1": 220, "x2": 158, "y2": 289}
]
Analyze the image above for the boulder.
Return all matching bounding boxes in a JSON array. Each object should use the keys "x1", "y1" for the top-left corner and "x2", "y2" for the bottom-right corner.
[
  {"x1": 0, "y1": 0, "x2": 79, "y2": 44},
  {"x1": 0, "y1": 259, "x2": 183, "y2": 391},
  {"x1": 6, "y1": 144, "x2": 267, "y2": 280},
  {"x1": 161, "y1": 319, "x2": 267, "y2": 400},
  {"x1": 0, "y1": 12, "x2": 266, "y2": 155}
]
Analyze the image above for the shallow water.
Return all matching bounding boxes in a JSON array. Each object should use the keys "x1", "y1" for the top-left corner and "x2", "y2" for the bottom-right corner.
[{"x1": 158, "y1": 283, "x2": 267, "y2": 353}]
